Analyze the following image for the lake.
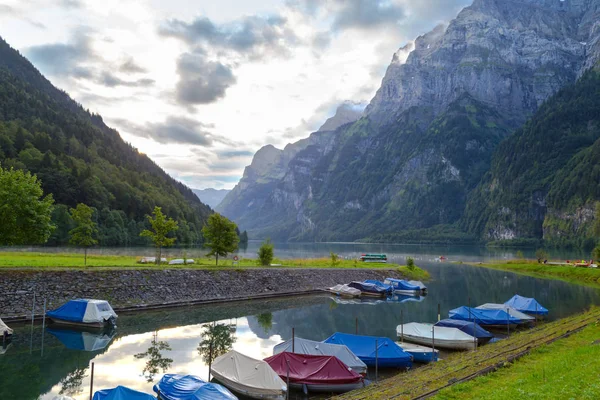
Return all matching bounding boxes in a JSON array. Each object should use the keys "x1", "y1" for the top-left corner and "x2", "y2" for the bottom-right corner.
[{"x1": 1, "y1": 244, "x2": 598, "y2": 399}]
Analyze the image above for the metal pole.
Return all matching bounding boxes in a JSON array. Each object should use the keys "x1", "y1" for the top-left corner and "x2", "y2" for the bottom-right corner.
[
  {"x1": 89, "y1": 362, "x2": 95, "y2": 400},
  {"x1": 355, "y1": 317, "x2": 358, "y2": 334},
  {"x1": 41, "y1": 298, "x2": 47, "y2": 356},
  {"x1": 400, "y1": 310, "x2": 404, "y2": 343},
  {"x1": 286, "y1": 359, "x2": 290, "y2": 400},
  {"x1": 535, "y1": 303, "x2": 538, "y2": 326},
  {"x1": 375, "y1": 339, "x2": 378, "y2": 383},
  {"x1": 507, "y1": 308, "x2": 510, "y2": 336},
  {"x1": 208, "y1": 340, "x2": 213, "y2": 381},
  {"x1": 437, "y1": 303, "x2": 441, "y2": 322},
  {"x1": 431, "y1": 327, "x2": 435, "y2": 362},
  {"x1": 31, "y1": 292, "x2": 36, "y2": 323},
  {"x1": 292, "y1": 328, "x2": 295, "y2": 353}
]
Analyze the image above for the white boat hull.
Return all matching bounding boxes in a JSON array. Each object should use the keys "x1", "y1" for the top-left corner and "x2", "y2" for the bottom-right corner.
[
  {"x1": 212, "y1": 374, "x2": 285, "y2": 400},
  {"x1": 398, "y1": 334, "x2": 476, "y2": 351},
  {"x1": 290, "y1": 381, "x2": 365, "y2": 394},
  {"x1": 393, "y1": 289, "x2": 421, "y2": 296}
]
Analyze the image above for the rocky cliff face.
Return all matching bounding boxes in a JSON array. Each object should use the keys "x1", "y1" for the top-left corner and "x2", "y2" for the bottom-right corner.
[{"x1": 220, "y1": 0, "x2": 600, "y2": 242}]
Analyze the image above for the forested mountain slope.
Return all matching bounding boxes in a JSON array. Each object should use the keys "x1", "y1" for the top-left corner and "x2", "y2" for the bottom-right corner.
[{"x1": 0, "y1": 37, "x2": 212, "y2": 245}]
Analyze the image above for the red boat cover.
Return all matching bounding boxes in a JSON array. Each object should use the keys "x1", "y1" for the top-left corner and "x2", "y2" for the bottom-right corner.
[{"x1": 263, "y1": 352, "x2": 362, "y2": 385}]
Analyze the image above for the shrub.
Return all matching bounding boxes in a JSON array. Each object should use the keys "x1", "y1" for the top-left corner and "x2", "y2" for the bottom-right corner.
[
  {"x1": 592, "y1": 245, "x2": 600, "y2": 262},
  {"x1": 516, "y1": 250, "x2": 524, "y2": 259},
  {"x1": 330, "y1": 251, "x2": 340, "y2": 266},
  {"x1": 407, "y1": 257, "x2": 415, "y2": 271},
  {"x1": 535, "y1": 249, "x2": 548, "y2": 263},
  {"x1": 258, "y1": 239, "x2": 274, "y2": 266}
]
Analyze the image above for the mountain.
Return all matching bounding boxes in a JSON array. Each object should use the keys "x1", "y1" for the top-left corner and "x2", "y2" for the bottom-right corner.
[
  {"x1": 219, "y1": 0, "x2": 600, "y2": 242},
  {"x1": 192, "y1": 188, "x2": 230, "y2": 209},
  {"x1": 0, "y1": 37, "x2": 212, "y2": 246}
]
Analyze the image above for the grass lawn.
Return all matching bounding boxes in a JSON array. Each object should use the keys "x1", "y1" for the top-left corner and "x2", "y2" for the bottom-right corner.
[
  {"x1": 0, "y1": 252, "x2": 430, "y2": 279},
  {"x1": 470, "y1": 260, "x2": 600, "y2": 290},
  {"x1": 434, "y1": 322, "x2": 600, "y2": 399}
]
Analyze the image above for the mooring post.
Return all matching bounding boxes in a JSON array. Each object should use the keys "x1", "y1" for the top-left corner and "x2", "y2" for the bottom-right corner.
[
  {"x1": 437, "y1": 303, "x2": 441, "y2": 322},
  {"x1": 535, "y1": 303, "x2": 538, "y2": 326},
  {"x1": 292, "y1": 328, "x2": 295, "y2": 353},
  {"x1": 375, "y1": 339, "x2": 379, "y2": 383},
  {"x1": 355, "y1": 317, "x2": 358, "y2": 334},
  {"x1": 41, "y1": 298, "x2": 47, "y2": 356},
  {"x1": 208, "y1": 341, "x2": 213, "y2": 381},
  {"x1": 400, "y1": 310, "x2": 404, "y2": 343},
  {"x1": 507, "y1": 307, "x2": 510, "y2": 336},
  {"x1": 286, "y1": 359, "x2": 290, "y2": 400},
  {"x1": 31, "y1": 292, "x2": 36, "y2": 324},
  {"x1": 431, "y1": 326, "x2": 435, "y2": 362},
  {"x1": 89, "y1": 362, "x2": 95, "y2": 400}
]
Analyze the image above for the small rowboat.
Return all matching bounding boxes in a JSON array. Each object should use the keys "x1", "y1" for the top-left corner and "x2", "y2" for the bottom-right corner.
[
  {"x1": 396, "y1": 342, "x2": 439, "y2": 363},
  {"x1": 327, "y1": 284, "x2": 361, "y2": 298},
  {"x1": 397, "y1": 323, "x2": 477, "y2": 351}
]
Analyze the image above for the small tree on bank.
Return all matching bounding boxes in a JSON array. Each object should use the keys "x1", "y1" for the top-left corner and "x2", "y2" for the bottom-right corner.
[
  {"x1": 140, "y1": 206, "x2": 178, "y2": 265},
  {"x1": 69, "y1": 204, "x2": 98, "y2": 265},
  {"x1": 535, "y1": 248, "x2": 548, "y2": 264},
  {"x1": 202, "y1": 214, "x2": 239, "y2": 266},
  {"x1": 258, "y1": 239, "x2": 274, "y2": 266}
]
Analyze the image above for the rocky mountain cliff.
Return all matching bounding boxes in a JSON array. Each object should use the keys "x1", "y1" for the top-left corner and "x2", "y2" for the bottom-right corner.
[{"x1": 219, "y1": 0, "x2": 600, "y2": 242}]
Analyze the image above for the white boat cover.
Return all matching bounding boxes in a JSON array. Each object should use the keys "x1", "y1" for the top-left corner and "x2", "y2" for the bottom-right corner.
[
  {"x1": 0, "y1": 318, "x2": 13, "y2": 336},
  {"x1": 328, "y1": 284, "x2": 361, "y2": 297},
  {"x1": 407, "y1": 281, "x2": 427, "y2": 290},
  {"x1": 211, "y1": 350, "x2": 286, "y2": 399},
  {"x1": 273, "y1": 337, "x2": 367, "y2": 375},
  {"x1": 168, "y1": 259, "x2": 195, "y2": 265},
  {"x1": 397, "y1": 323, "x2": 475, "y2": 342},
  {"x1": 476, "y1": 303, "x2": 535, "y2": 321}
]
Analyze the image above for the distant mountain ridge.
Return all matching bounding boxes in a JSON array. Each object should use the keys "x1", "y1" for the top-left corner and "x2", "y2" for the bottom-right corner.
[
  {"x1": 219, "y1": 0, "x2": 600, "y2": 244},
  {"x1": 192, "y1": 188, "x2": 230, "y2": 209}
]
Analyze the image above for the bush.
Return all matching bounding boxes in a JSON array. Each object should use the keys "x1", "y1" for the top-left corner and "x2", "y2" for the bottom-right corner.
[
  {"x1": 330, "y1": 252, "x2": 340, "y2": 266},
  {"x1": 258, "y1": 239, "x2": 274, "y2": 266},
  {"x1": 535, "y1": 249, "x2": 549, "y2": 263},
  {"x1": 407, "y1": 257, "x2": 415, "y2": 271},
  {"x1": 592, "y1": 245, "x2": 600, "y2": 261},
  {"x1": 516, "y1": 250, "x2": 524, "y2": 259}
]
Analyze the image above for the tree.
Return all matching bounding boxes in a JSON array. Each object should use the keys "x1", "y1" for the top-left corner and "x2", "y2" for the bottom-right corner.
[
  {"x1": 407, "y1": 257, "x2": 416, "y2": 271},
  {"x1": 258, "y1": 239, "x2": 274, "y2": 266},
  {"x1": 535, "y1": 249, "x2": 548, "y2": 263},
  {"x1": 202, "y1": 213, "x2": 239, "y2": 265},
  {"x1": 330, "y1": 251, "x2": 340, "y2": 266},
  {"x1": 140, "y1": 206, "x2": 178, "y2": 265},
  {"x1": 197, "y1": 323, "x2": 236, "y2": 365},
  {"x1": 0, "y1": 166, "x2": 54, "y2": 245},
  {"x1": 69, "y1": 203, "x2": 98, "y2": 265},
  {"x1": 239, "y1": 230, "x2": 248, "y2": 243}
]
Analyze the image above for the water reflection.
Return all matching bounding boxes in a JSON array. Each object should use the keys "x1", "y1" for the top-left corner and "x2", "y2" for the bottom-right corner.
[
  {"x1": 197, "y1": 323, "x2": 235, "y2": 366},
  {"x1": 134, "y1": 331, "x2": 173, "y2": 383},
  {"x1": 59, "y1": 367, "x2": 87, "y2": 397}
]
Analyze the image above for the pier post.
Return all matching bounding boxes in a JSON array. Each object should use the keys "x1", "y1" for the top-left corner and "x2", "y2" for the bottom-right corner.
[
  {"x1": 400, "y1": 310, "x2": 404, "y2": 343},
  {"x1": 437, "y1": 303, "x2": 440, "y2": 322},
  {"x1": 506, "y1": 308, "x2": 510, "y2": 336},
  {"x1": 292, "y1": 328, "x2": 295, "y2": 353},
  {"x1": 41, "y1": 298, "x2": 47, "y2": 356},
  {"x1": 375, "y1": 339, "x2": 378, "y2": 383},
  {"x1": 431, "y1": 327, "x2": 435, "y2": 362},
  {"x1": 355, "y1": 317, "x2": 358, "y2": 334},
  {"x1": 286, "y1": 359, "x2": 290, "y2": 400},
  {"x1": 89, "y1": 362, "x2": 95, "y2": 400}
]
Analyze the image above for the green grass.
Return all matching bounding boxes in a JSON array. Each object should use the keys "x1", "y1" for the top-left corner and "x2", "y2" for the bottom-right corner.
[
  {"x1": 470, "y1": 260, "x2": 600, "y2": 289},
  {"x1": 434, "y1": 322, "x2": 600, "y2": 399}
]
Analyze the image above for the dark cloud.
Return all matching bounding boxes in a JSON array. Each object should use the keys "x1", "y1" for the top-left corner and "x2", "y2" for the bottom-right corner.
[
  {"x1": 159, "y1": 14, "x2": 299, "y2": 60},
  {"x1": 112, "y1": 116, "x2": 218, "y2": 146},
  {"x1": 99, "y1": 72, "x2": 154, "y2": 88},
  {"x1": 119, "y1": 58, "x2": 147, "y2": 74},
  {"x1": 175, "y1": 52, "x2": 236, "y2": 105},
  {"x1": 331, "y1": 0, "x2": 405, "y2": 31}
]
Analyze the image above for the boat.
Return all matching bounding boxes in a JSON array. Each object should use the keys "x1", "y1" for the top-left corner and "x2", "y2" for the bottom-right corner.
[
  {"x1": 0, "y1": 318, "x2": 13, "y2": 339},
  {"x1": 263, "y1": 352, "x2": 365, "y2": 393},
  {"x1": 323, "y1": 332, "x2": 412, "y2": 368},
  {"x1": 449, "y1": 306, "x2": 521, "y2": 329},
  {"x1": 434, "y1": 319, "x2": 494, "y2": 345},
  {"x1": 93, "y1": 386, "x2": 156, "y2": 400},
  {"x1": 476, "y1": 303, "x2": 535, "y2": 325},
  {"x1": 327, "y1": 284, "x2": 361, "y2": 298},
  {"x1": 363, "y1": 280, "x2": 394, "y2": 295},
  {"x1": 504, "y1": 295, "x2": 549, "y2": 316},
  {"x1": 396, "y1": 342, "x2": 439, "y2": 363},
  {"x1": 407, "y1": 280, "x2": 428, "y2": 293},
  {"x1": 347, "y1": 281, "x2": 389, "y2": 297},
  {"x1": 331, "y1": 297, "x2": 386, "y2": 305},
  {"x1": 153, "y1": 374, "x2": 237, "y2": 400},
  {"x1": 383, "y1": 278, "x2": 422, "y2": 295},
  {"x1": 273, "y1": 337, "x2": 367, "y2": 375},
  {"x1": 397, "y1": 323, "x2": 477, "y2": 350},
  {"x1": 168, "y1": 259, "x2": 195, "y2": 265},
  {"x1": 47, "y1": 299, "x2": 118, "y2": 329},
  {"x1": 386, "y1": 294, "x2": 425, "y2": 303},
  {"x1": 359, "y1": 254, "x2": 387, "y2": 263},
  {"x1": 47, "y1": 328, "x2": 116, "y2": 351},
  {"x1": 210, "y1": 350, "x2": 286, "y2": 400}
]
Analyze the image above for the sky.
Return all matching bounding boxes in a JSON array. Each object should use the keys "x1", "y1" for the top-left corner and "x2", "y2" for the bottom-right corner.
[{"x1": 0, "y1": 0, "x2": 470, "y2": 189}]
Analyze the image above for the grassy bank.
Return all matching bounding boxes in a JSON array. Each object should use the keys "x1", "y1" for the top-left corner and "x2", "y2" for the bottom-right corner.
[
  {"x1": 469, "y1": 260, "x2": 600, "y2": 289},
  {"x1": 336, "y1": 307, "x2": 600, "y2": 400},
  {"x1": 0, "y1": 252, "x2": 429, "y2": 279},
  {"x1": 434, "y1": 323, "x2": 600, "y2": 399}
]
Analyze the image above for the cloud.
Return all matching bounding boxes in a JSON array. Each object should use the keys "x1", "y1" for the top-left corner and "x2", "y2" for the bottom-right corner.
[
  {"x1": 119, "y1": 58, "x2": 147, "y2": 74},
  {"x1": 331, "y1": 0, "x2": 405, "y2": 31},
  {"x1": 112, "y1": 116, "x2": 220, "y2": 146},
  {"x1": 0, "y1": 4, "x2": 46, "y2": 29},
  {"x1": 61, "y1": 0, "x2": 83, "y2": 8},
  {"x1": 99, "y1": 72, "x2": 155, "y2": 88},
  {"x1": 175, "y1": 52, "x2": 236, "y2": 105},
  {"x1": 216, "y1": 150, "x2": 255, "y2": 159}
]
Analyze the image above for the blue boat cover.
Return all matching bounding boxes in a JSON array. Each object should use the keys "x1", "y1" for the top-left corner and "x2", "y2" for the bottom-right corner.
[
  {"x1": 387, "y1": 294, "x2": 424, "y2": 303},
  {"x1": 384, "y1": 279, "x2": 421, "y2": 292},
  {"x1": 153, "y1": 374, "x2": 237, "y2": 400},
  {"x1": 348, "y1": 281, "x2": 389, "y2": 295},
  {"x1": 449, "y1": 306, "x2": 522, "y2": 325},
  {"x1": 435, "y1": 319, "x2": 493, "y2": 339},
  {"x1": 363, "y1": 280, "x2": 393, "y2": 293},
  {"x1": 323, "y1": 332, "x2": 412, "y2": 368},
  {"x1": 47, "y1": 328, "x2": 115, "y2": 351},
  {"x1": 504, "y1": 295, "x2": 549, "y2": 316},
  {"x1": 93, "y1": 386, "x2": 155, "y2": 400},
  {"x1": 47, "y1": 299, "x2": 88, "y2": 323}
]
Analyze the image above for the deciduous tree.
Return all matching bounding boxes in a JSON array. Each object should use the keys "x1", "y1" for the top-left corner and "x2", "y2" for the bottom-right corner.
[
  {"x1": 140, "y1": 206, "x2": 178, "y2": 264},
  {"x1": 202, "y1": 213, "x2": 239, "y2": 265},
  {"x1": 69, "y1": 203, "x2": 98, "y2": 266}
]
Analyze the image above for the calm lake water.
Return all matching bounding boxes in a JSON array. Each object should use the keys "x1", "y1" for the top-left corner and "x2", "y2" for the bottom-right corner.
[{"x1": 1, "y1": 244, "x2": 599, "y2": 399}]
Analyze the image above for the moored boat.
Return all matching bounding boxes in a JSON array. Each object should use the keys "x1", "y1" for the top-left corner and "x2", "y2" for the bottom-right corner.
[
  {"x1": 383, "y1": 278, "x2": 422, "y2": 295},
  {"x1": 210, "y1": 350, "x2": 286, "y2": 400},
  {"x1": 397, "y1": 322, "x2": 477, "y2": 351},
  {"x1": 396, "y1": 342, "x2": 439, "y2": 363},
  {"x1": 407, "y1": 280, "x2": 428, "y2": 293},
  {"x1": 476, "y1": 303, "x2": 535, "y2": 325},
  {"x1": 264, "y1": 352, "x2": 365, "y2": 393},
  {"x1": 47, "y1": 299, "x2": 118, "y2": 329},
  {"x1": 327, "y1": 284, "x2": 361, "y2": 298},
  {"x1": 449, "y1": 306, "x2": 521, "y2": 329},
  {"x1": 153, "y1": 374, "x2": 237, "y2": 400},
  {"x1": 273, "y1": 337, "x2": 367, "y2": 375},
  {"x1": 434, "y1": 319, "x2": 493, "y2": 345},
  {"x1": 323, "y1": 332, "x2": 412, "y2": 368},
  {"x1": 504, "y1": 295, "x2": 549, "y2": 316},
  {"x1": 363, "y1": 280, "x2": 393, "y2": 295},
  {"x1": 348, "y1": 281, "x2": 389, "y2": 297},
  {"x1": 93, "y1": 385, "x2": 155, "y2": 400},
  {"x1": 359, "y1": 254, "x2": 387, "y2": 263}
]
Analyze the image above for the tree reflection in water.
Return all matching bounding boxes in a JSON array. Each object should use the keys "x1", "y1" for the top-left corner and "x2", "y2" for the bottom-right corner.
[
  {"x1": 197, "y1": 323, "x2": 236, "y2": 365},
  {"x1": 59, "y1": 367, "x2": 87, "y2": 396},
  {"x1": 256, "y1": 312, "x2": 273, "y2": 333},
  {"x1": 134, "y1": 331, "x2": 173, "y2": 382}
]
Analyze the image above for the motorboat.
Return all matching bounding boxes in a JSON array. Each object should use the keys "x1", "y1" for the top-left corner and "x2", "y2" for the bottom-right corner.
[
  {"x1": 359, "y1": 254, "x2": 387, "y2": 263},
  {"x1": 449, "y1": 306, "x2": 522, "y2": 329},
  {"x1": 264, "y1": 352, "x2": 365, "y2": 393},
  {"x1": 476, "y1": 303, "x2": 535, "y2": 325},
  {"x1": 504, "y1": 295, "x2": 549, "y2": 316},
  {"x1": 323, "y1": 332, "x2": 412, "y2": 368},
  {"x1": 273, "y1": 337, "x2": 367, "y2": 375},
  {"x1": 153, "y1": 374, "x2": 237, "y2": 400},
  {"x1": 363, "y1": 280, "x2": 394, "y2": 295},
  {"x1": 397, "y1": 322, "x2": 477, "y2": 351},
  {"x1": 47, "y1": 299, "x2": 117, "y2": 329},
  {"x1": 327, "y1": 284, "x2": 361, "y2": 298},
  {"x1": 396, "y1": 342, "x2": 439, "y2": 363},
  {"x1": 435, "y1": 319, "x2": 493, "y2": 345},
  {"x1": 210, "y1": 350, "x2": 286, "y2": 400},
  {"x1": 347, "y1": 281, "x2": 389, "y2": 297},
  {"x1": 407, "y1": 280, "x2": 428, "y2": 293},
  {"x1": 383, "y1": 279, "x2": 422, "y2": 295},
  {"x1": 93, "y1": 386, "x2": 155, "y2": 400}
]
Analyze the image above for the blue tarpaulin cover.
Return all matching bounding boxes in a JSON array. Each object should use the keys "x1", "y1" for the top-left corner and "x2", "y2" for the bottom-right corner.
[
  {"x1": 449, "y1": 306, "x2": 522, "y2": 325},
  {"x1": 48, "y1": 328, "x2": 115, "y2": 351},
  {"x1": 348, "y1": 281, "x2": 389, "y2": 295},
  {"x1": 93, "y1": 386, "x2": 155, "y2": 400},
  {"x1": 384, "y1": 279, "x2": 421, "y2": 292},
  {"x1": 323, "y1": 332, "x2": 412, "y2": 368},
  {"x1": 435, "y1": 319, "x2": 493, "y2": 340},
  {"x1": 153, "y1": 374, "x2": 237, "y2": 400},
  {"x1": 504, "y1": 295, "x2": 549, "y2": 316},
  {"x1": 363, "y1": 280, "x2": 393, "y2": 293},
  {"x1": 47, "y1": 299, "x2": 88, "y2": 323}
]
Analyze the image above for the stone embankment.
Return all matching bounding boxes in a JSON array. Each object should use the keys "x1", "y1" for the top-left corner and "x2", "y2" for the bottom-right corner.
[{"x1": 0, "y1": 268, "x2": 406, "y2": 319}]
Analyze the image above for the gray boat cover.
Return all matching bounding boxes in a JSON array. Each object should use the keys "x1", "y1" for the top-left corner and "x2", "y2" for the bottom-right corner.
[
  {"x1": 476, "y1": 303, "x2": 535, "y2": 321},
  {"x1": 398, "y1": 323, "x2": 475, "y2": 342},
  {"x1": 273, "y1": 337, "x2": 367, "y2": 374},
  {"x1": 0, "y1": 318, "x2": 12, "y2": 336},
  {"x1": 210, "y1": 350, "x2": 286, "y2": 398}
]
